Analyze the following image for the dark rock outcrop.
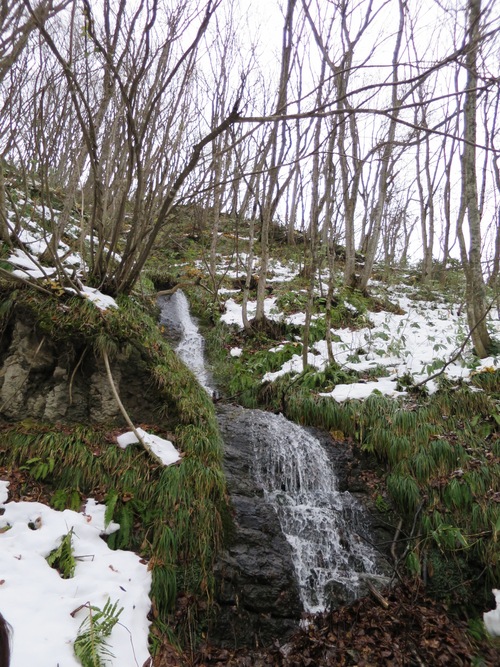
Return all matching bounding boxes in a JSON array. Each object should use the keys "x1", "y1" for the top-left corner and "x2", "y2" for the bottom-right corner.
[
  {"x1": 210, "y1": 405, "x2": 395, "y2": 649},
  {"x1": 0, "y1": 312, "x2": 162, "y2": 424},
  {"x1": 210, "y1": 404, "x2": 303, "y2": 648}
]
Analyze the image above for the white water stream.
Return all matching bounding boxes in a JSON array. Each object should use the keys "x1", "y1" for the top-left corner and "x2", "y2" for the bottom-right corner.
[
  {"x1": 159, "y1": 290, "x2": 381, "y2": 613},
  {"x1": 158, "y1": 290, "x2": 213, "y2": 393},
  {"x1": 250, "y1": 413, "x2": 379, "y2": 612}
]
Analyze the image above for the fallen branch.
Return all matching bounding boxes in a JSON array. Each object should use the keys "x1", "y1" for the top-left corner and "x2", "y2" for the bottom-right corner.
[
  {"x1": 391, "y1": 518, "x2": 403, "y2": 564},
  {"x1": 156, "y1": 281, "x2": 198, "y2": 297},
  {"x1": 102, "y1": 349, "x2": 164, "y2": 466},
  {"x1": 69, "y1": 346, "x2": 87, "y2": 405},
  {"x1": 394, "y1": 500, "x2": 426, "y2": 578},
  {"x1": 366, "y1": 580, "x2": 390, "y2": 609}
]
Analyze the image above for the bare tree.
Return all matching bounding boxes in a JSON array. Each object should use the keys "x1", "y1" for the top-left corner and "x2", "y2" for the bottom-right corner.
[
  {"x1": 456, "y1": 0, "x2": 493, "y2": 357},
  {"x1": 302, "y1": 60, "x2": 327, "y2": 369},
  {"x1": 486, "y1": 91, "x2": 500, "y2": 287},
  {"x1": 10, "y1": 0, "x2": 245, "y2": 296},
  {"x1": 414, "y1": 103, "x2": 446, "y2": 284},
  {"x1": 254, "y1": 0, "x2": 297, "y2": 326},
  {"x1": 356, "y1": 0, "x2": 405, "y2": 291}
]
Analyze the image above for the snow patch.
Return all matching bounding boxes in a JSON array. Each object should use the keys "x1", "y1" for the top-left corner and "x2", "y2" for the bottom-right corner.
[
  {"x1": 117, "y1": 428, "x2": 181, "y2": 466},
  {"x1": 0, "y1": 487, "x2": 151, "y2": 666}
]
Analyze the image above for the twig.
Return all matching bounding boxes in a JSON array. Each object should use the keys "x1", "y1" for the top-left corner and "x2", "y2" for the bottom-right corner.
[
  {"x1": 70, "y1": 602, "x2": 90, "y2": 618},
  {"x1": 0, "y1": 266, "x2": 53, "y2": 296},
  {"x1": 117, "y1": 620, "x2": 141, "y2": 667},
  {"x1": 102, "y1": 350, "x2": 164, "y2": 466},
  {"x1": 391, "y1": 518, "x2": 403, "y2": 564},
  {"x1": 393, "y1": 500, "x2": 426, "y2": 580},
  {"x1": 366, "y1": 580, "x2": 390, "y2": 609}
]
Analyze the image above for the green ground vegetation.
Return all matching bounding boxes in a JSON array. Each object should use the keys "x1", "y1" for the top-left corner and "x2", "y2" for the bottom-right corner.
[
  {"x1": 0, "y1": 282, "x2": 226, "y2": 650},
  {"x1": 208, "y1": 317, "x2": 500, "y2": 613},
  {"x1": 194, "y1": 269, "x2": 500, "y2": 619}
]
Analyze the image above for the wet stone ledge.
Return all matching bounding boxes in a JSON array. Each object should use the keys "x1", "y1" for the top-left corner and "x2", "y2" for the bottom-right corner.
[{"x1": 209, "y1": 404, "x2": 303, "y2": 648}]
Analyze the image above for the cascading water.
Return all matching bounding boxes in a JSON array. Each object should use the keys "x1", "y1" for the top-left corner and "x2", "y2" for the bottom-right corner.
[
  {"x1": 160, "y1": 290, "x2": 383, "y2": 614},
  {"x1": 158, "y1": 290, "x2": 213, "y2": 392},
  {"x1": 250, "y1": 413, "x2": 379, "y2": 613}
]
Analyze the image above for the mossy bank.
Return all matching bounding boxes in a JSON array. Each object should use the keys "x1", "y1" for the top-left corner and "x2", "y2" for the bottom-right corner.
[{"x1": 0, "y1": 282, "x2": 226, "y2": 650}]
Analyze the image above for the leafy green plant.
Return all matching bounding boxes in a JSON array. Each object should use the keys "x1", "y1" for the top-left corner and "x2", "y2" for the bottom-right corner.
[
  {"x1": 375, "y1": 494, "x2": 390, "y2": 513},
  {"x1": 470, "y1": 368, "x2": 500, "y2": 396},
  {"x1": 46, "y1": 529, "x2": 76, "y2": 579},
  {"x1": 275, "y1": 289, "x2": 308, "y2": 314},
  {"x1": 51, "y1": 489, "x2": 82, "y2": 512},
  {"x1": 73, "y1": 599, "x2": 123, "y2": 667},
  {"x1": 104, "y1": 490, "x2": 119, "y2": 528},
  {"x1": 21, "y1": 456, "x2": 55, "y2": 481}
]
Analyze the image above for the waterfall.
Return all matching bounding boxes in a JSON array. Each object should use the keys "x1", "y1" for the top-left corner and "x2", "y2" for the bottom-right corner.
[
  {"x1": 160, "y1": 290, "x2": 382, "y2": 614},
  {"x1": 158, "y1": 290, "x2": 213, "y2": 392},
  {"x1": 250, "y1": 413, "x2": 379, "y2": 613}
]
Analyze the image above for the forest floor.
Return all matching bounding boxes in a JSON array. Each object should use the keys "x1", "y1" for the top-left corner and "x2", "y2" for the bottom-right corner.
[{"x1": 155, "y1": 583, "x2": 500, "y2": 666}]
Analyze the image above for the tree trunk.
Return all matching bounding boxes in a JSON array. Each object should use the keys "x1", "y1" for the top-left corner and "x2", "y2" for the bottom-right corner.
[
  {"x1": 255, "y1": 0, "x2": 296, "y2": 323},
  {"x1": 458, "y1": 0, "x2": 492, "y2": 357},
  {"x1": 357, "y1": 0, "x2": 404, "y2": 292}
]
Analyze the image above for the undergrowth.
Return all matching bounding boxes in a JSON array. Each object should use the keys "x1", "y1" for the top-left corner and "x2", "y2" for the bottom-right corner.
[
  {"x1": 74, "y1": 599, "x2": 123, "y2": 667},
  {"x1": 0, "y1": 283, "x2": 226, "y2": 649},
  {"x1": 284, "y1": 383, "x2": 500, "y2": 610},
  {"x1": 205, "y1": 306, "x2": 500, "y2": 614}
]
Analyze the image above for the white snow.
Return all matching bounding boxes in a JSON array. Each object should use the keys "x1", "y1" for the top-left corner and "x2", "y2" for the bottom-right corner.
[
  {"x1": 322, "y1": 379, "x2": 404, "y2": 402},
  {"x1": 9, "y1": 248, "x2": 56, "y2": 280},
  {"x1": 221, "y1": 297, "x2": 281, "y2": 326},
  {"x1": 79, "y1": 285, "x2": 118, "y2": 311},
  {"x1": 116, "y1": 428, "x2": 181, "y2": 466},
  {"x1": 0, "y1": 480, "x2": 9, "y2": 504},
  {"x1": 267, "y1": 260, "x2": 300, "y2": 283},
  {"x1": 0, "y1": 488, "x2": 151, "y2": 667},
  {"x1": 6, "y1": 216, "x2": 119, "y2": 312},
  {"x1": 204, "y1": 272, "x2": 500, "y2": 401},
  {"x1": 484, "y1": 589, "x2": 500, "y2": 637},
  {"x1": 253, "y1": 285, "x2": 500, "y2": 400}
]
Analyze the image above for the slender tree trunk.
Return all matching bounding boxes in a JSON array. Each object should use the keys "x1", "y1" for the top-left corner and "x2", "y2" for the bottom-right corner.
[
  {"x1": 458, "y1": 0, "x2": 492, "y2": 357},
  {"x1": 357, "y1": 0, "x2": 404, "y2": 291},
  {"x1": 255, "y1": 0, "x2": 296, "y2": 323},
  {"x1": 0, "y1": 160, "x2": 11, "y2": 245},
  {"x1": 302, "y1": 66, "x2": 325, "y2": 369}
]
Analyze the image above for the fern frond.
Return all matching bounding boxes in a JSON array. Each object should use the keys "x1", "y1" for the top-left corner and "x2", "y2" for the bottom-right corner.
[{"x1": 74, "y1": 599, "x2": 123, "y2": 667}]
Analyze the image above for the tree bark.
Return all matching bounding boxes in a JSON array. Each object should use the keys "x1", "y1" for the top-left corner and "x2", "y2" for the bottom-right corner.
[{"x1": 458, "y1": 0, "x2": 492, "y2": 357}]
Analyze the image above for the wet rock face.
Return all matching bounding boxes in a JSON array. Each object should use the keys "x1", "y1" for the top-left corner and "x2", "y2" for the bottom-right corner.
[
  {"x1": 210, "y1": 404, "x2": 303, "y2": 648},
  {"x1": 211, "y1": 405, "x2": 395, "y2": 649},
  {"x1": 0, "y1": 312, "x2": 162, "y2": 424}
]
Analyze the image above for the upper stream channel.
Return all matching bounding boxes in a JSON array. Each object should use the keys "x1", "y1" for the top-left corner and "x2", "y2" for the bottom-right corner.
[{"x1": 159, "y1": 291, "x2": 384, "y2": 614}]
